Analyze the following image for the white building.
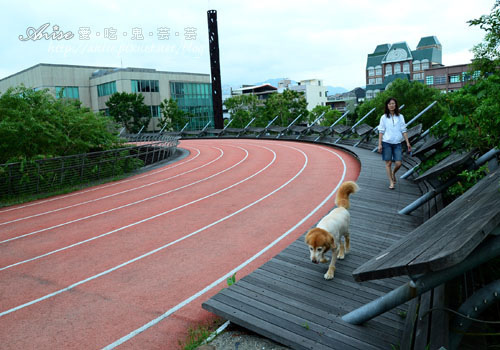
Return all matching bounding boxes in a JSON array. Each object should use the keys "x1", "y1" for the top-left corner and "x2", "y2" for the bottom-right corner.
[
  {"x1": 288, "y1": 79, "x2": 327, "y2": 111},
  {"x1": 0, "y1": 63, "x2": 213, "y2": 131}
]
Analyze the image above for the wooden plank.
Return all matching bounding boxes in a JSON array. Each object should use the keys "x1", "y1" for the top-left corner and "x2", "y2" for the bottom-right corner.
[
  {"x1": 412, "y1": 136, "x2": 447, "y2": 158},
  {"x1": 309, "y1": 125, "x2": 329, "y2": 133},
  {"x1": 352, "y1": 169, "x2": 500, "y2": 281},
  {"x1": 407, "y1": 124, "x2": 423, "y2": 141},
  {"x1": 202, "y1": 144, "x2": 422, "y2": 349},
  {"x1": 414, "y1": 150, "x2": 476, "y2": 182},
  {"x1": 333, "y1": 124, "x2": 350, "y2": 135},
  {"x1": 429, "y1": 284, "x2": 449, "y2": 349},
  {"x1": 413, "y1": 290, "x2": 432, "y2": 350},
  {"x1": 355, "y1": 124, "x2": 373, "y2": 136},
  {"x1": 233, "y1": 279, "x2": 402, "y2": 345},
  {"x1": 220, "y1": 286, "x2": 394, "y2": 349},
  {"x1": 400, "y1": 296, "x2": 419, "y2": 350}
]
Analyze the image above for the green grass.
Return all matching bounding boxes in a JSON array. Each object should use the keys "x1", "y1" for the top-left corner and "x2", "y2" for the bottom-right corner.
[{"x1": 178, "y1": 318, "x2": 225, "y2": 350}]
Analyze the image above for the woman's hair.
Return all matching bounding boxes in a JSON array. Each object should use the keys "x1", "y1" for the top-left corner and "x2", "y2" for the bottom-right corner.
[{"x1": 384, "y1": 97, "x2": 400, "y2": 117}]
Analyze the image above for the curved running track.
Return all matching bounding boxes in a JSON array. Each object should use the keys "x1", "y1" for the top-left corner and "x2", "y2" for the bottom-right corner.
[{"x1": 0, "y1": 139, "x2": 360, "y2": 349}]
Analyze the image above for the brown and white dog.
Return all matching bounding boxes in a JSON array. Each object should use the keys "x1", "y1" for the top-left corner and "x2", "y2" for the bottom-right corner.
[{"x1": 305, "y1": 181, "x2": 359, "y2": 280}]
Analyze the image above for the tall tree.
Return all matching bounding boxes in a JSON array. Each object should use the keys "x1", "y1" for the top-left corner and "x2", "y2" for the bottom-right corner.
[
  {"x1": 223, "y1": 94, "x2": 261, "y2": 128},
  {"x1": 0, "y1": 86, "x2": 120, "y2": 163},
  {"x1": 263, "y1": 89, "x2": 308, "y2": 127},
  {"x1": 106, "y1": 92, "x2": 151, "y2": 133},
  {"x1": 159, "y1": 98, "x2": 188, "y2": 131},
  {"x1": 468, "y1": 0, "x2": 500, "y2": 75},
  {"x1": 308, "y1": 105, "x2": 342, "y2": 126},
  {"x1": 357, "y1": 79, "x2": 445, "y2": 130}
]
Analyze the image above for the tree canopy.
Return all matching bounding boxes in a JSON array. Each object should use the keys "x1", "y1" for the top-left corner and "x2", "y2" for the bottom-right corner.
[
  {"x1": 0, "y1": 86, "x2": 121, "y2": 164},
  {"x1": 468, "y1": 0, "x2": 500, "y2": 75},
  {"x1": 158, "y1": 98, "x2": 189, "y2": 131},
  {"x1": 105, "y1": 92, "x2": 151, "y2": 133},
  {"x1": 356, "y1": 79, "x2": 445, "y2": 131}
]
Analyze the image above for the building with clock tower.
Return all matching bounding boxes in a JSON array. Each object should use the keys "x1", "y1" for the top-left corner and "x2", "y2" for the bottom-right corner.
[{"x1": 365, "y1": 36, "x2": 442, "y2": 99}]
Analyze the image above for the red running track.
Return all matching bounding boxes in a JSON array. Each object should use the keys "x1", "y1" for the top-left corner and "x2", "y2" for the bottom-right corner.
[{"x1": 0, "y1": 139, "x2": 360, "y2": 349}]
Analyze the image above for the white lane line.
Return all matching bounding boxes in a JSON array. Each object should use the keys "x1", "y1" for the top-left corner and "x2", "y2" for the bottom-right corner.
[
  {"x1": 0, "y1": 146, "x2": 226, "y2": 226},
  {"x1": 0, "y1": 147, "x2": 276, "y2": 271},
  {"x1": 0, "y1": 144, "x2": 291, "y2": 317},
  {"x1": 0, "y1": 147, "x2": 225, "y2": 244},
  {"x1": 0, "y1": 145, "x2": 201, "y2": 214},
  {"x1": 102, "y1": 145, "x2": 348, "y2": 349},
  {"x1": 0, "y1": 145, "x2": 251, "y2": 263}
]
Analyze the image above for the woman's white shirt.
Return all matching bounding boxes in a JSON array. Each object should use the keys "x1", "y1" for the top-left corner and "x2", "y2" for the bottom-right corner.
[{"x1": 378, "y1": 114, "x2": 407, "y2": 144}]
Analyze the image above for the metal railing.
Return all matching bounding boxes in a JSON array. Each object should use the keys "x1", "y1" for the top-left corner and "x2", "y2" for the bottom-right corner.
[{"x1": 0, "y1": 136, "x2": 179, "y2": 200}]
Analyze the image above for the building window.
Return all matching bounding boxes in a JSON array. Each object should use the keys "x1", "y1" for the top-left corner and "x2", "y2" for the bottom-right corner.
[
  {"x1": 366, "y1": 90, "x2": 373, "y2": 99},
  {"x1": 97, "y1": 81, "x2": 117, "y2": 97},
  {"x1": 385, "y1": 64, "x2": 392, "y2": 76},
  {"x1": 375, "y1": 77, "x2": 382, "y2": 84},
  {"x1": 373, "y1": 89, "x2": 380, "y2": 97},
  {"x1": 403, "y1": 62, "x2": 410, "y2": 73},
  {"x1": 319, "y1": 91, "x2": 322, "y2": 97},
  {"x1": 426, "y1": 76, "x2": 434, "y2": 85},
  {"x1": 413, "y1": 60, "x2": 420, "y2": 71},
  {"x1": 394, "y1": 63, "x2": 401, "y2": 74},
  {"x1": 375, "y1": 65, "x2": 382, "y2": 76},
  {"x1": 421, "y1": 60, "x2": 429, "y2": 70},
  {"x1": 449, "y1": 75, "x2": 461, "y2": 83},
  {"x1": 131, "y1": 80, "x2": 159, "y2": 93},
  {"x1": 368, "y1": 78, "x2": 375, "y2": 85},
  {"x1": 472, "y1": 70, "x2": 481, "y2": 79},
  {"x1": 170, "y1": 82, "x2": 213, "y2": 118},
  {"x1": 435, "y1": 76, "x2": 447, "y2": 85},
  {"x1": 151, "y1": 105, "x2": 161, "y2": 118},
  {"x1": 413, "y1": 73, "x2": 424, "y2": 80},
  {"x1": 55, "y1": 86, "x2": 79, "y2": 99},
  {"x1": 368, "y1": 67, "x2": 375, "y2": 76}
]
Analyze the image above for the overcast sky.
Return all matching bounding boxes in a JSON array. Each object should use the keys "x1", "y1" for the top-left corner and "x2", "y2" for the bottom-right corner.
[{"x1": 0, "y1": 0, "x2": 494, "y2": 90}]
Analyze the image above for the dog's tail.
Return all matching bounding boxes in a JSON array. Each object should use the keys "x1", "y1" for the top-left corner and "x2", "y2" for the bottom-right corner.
[{"x1": 335, "y1": 181, "x2": 359, "y2": 209}]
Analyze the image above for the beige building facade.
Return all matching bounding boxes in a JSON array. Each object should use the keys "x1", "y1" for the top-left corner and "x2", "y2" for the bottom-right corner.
[{"x1": 0, "y1": 63, "x2": 213, "y2": 131}]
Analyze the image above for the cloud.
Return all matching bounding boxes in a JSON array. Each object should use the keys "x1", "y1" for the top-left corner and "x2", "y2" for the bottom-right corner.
[{"x1": 0, "y1": 0, "x2": 494, "y2": 90}]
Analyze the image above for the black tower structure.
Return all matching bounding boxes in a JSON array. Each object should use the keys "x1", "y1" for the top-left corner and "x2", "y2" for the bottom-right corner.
[{"x1": 207, "y1": 10, "x2": 224, "y2": 129}]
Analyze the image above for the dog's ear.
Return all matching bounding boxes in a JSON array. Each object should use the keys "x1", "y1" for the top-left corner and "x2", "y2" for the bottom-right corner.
[
  {"x1": 305, "y1": 230, "x2": 311, "y2": 245},
  {"x1": 327, "y1": 234, "x2": 335, "y2": 250}
]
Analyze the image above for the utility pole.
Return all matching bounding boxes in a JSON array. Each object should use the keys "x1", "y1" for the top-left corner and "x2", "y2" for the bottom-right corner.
[{"x1": 207, "y1": 10, "x2": 224, "y2": 129}]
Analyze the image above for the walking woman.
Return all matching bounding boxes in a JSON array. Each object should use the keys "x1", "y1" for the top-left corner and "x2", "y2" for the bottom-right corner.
[{"x1": 377, "y1": 97, "x2": 412, "y2": 189}]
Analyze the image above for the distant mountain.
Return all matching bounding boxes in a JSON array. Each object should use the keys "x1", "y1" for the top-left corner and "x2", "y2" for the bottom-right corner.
[{"x1": 326, "y1": 86, "x2": 348, "y2": 95}]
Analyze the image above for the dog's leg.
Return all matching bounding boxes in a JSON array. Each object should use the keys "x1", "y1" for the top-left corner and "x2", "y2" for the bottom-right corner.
[
  {"x1": 324, "y1": 249, "x2": 338, "y2": 280},
  {"x1": 345, "y1": 235, "x2": 350, "y2": 253},
  {"x1": 338, "y1": 242, "x2": 345, "y2": 260}
]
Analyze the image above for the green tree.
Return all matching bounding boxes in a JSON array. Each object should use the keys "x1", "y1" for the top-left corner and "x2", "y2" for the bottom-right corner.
[
  {"x1": 357, "y1": 79, "x2": 445, "y2": 130},
  {"x1": 223, "y1": 94, "x2": 261, "y2": 128},
  {"x1": 0, "y1": 86, "x2": 120, "y2": 163},
  {"x1": 159, "y1": 98, "x2": 188, "y2": 131},
  {"x1": 262, "y1": 89, "x2": 308, "y2": 127},
  {"x1": 106, "y1": 92, "x2": 151, "y2": 133},
  {"x1": 434, "y1": 73, "x2": 500, "y2": 153},
  {"x1": 308, "y1": 105, "x2": 342, "y2": 126},
  {"x1": 468, "y1": 0, "x2": 500, "y2": 75}
]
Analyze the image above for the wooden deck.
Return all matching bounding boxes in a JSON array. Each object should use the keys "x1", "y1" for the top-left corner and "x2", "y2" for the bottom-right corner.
[{"x1": 202, "y1": 141, "x2": 425, "y2": 350}]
